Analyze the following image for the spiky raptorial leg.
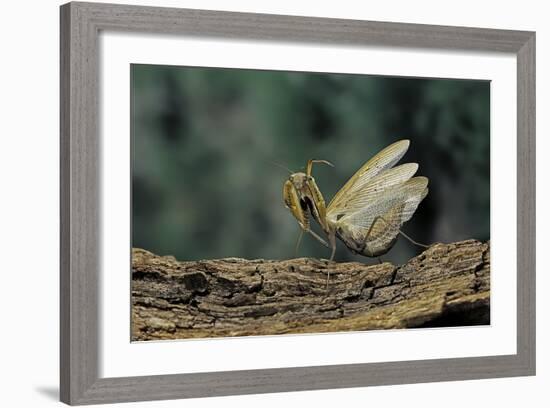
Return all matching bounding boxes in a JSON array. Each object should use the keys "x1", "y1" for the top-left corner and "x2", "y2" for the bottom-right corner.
[
  {"x1": 306, "y1": 159, "x2": 334, "y2": 177},
  {"x1": 364, "y1": 215, "x2": 430, "y2": 250}
]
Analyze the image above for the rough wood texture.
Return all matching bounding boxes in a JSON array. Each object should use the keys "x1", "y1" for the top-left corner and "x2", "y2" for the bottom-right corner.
[{"x1": 132, "y1": 239, "x2": 489, "y2": 340}]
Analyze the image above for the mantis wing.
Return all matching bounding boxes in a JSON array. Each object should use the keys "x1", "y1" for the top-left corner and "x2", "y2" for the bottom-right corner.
[
  {"x1": 335, "y1": 177, "x2": 428, "y2": 256},
  {"x1": 326, "y1": 162, "x2": 419, "y2": 223},
  {"x1": 340, "y1": 176, "x2": 429, "y2": 229},
  {"x1": 327, "y1": 139, "x2": 411, "y2": 213}
]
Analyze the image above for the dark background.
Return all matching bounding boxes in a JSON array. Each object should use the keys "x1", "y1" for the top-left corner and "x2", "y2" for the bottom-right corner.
[{"x1": 132, "y1": 64, "x2": 490, "y2": 264}]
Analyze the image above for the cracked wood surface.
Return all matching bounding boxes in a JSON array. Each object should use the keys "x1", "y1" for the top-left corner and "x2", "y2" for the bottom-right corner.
[{"x1": 131, "y1": 239, "x2": 490, "y2": 341}]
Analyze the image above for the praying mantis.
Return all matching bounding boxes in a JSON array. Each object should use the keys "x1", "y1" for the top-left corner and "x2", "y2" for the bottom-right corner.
[{"x1": 283, "y1": 140, "x2": 429, "y2": 281}]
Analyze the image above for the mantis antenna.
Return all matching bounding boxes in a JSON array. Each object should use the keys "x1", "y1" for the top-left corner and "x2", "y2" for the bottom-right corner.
[{"x1": 269, "y1": 160, "x2": 293, "y2": 174}]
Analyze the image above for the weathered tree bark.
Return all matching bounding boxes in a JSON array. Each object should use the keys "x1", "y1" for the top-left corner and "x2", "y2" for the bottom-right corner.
[{"x1": 132, "y1": 239, "x2": 490, "y2": 341}]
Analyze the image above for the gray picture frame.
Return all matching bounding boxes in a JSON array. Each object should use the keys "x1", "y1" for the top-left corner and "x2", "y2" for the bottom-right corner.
[{"x1": 60, "y1": 1, "x2": 536, "y2": 405}]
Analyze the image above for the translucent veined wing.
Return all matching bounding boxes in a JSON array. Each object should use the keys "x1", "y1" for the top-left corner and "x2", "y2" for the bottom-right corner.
[
  {"x1": 326, "y1": 162, "x2": 418, "y2": 223},
  {"x1": 362, "y1": 181, "x2": 428, "y2": 254},
  {"x1": 335, "y1": 177, "x2": 428, "y2": 256},
  {"x1": 339, "y1": 176, "x2": 428, "y2": 229},
  {"x1": 360, "y1": 201, "x2": 406, "y2": 255},
  {"x1": 327, "y1": 139, "x2": 410, "y2": 212}
]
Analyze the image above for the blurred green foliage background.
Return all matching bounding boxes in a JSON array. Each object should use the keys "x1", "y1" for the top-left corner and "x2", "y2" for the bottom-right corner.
[{"x1": 132, "y1": 64, "x2": 490, "y2": 264}]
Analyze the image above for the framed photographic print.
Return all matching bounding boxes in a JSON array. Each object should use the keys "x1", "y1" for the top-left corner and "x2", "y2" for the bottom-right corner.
[{"x1": 60, "y1": 1, "x2": 535, "y2": 405}]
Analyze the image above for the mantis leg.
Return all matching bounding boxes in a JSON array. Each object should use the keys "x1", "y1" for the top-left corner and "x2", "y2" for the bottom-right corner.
[
  {"x1": 329, "y1": 232, "x2": 336, "y2": 261},
  {"x1": 294, "y1": 229, "x2": 304, "y2": 258},
  {"x1": 326, "y1": 231, "x2": 337, "y2": 290},
  {"x1": 397, "y1": 228, "x2": 429, "y2": 248},
  {"x1": 365, "y1": 216, "x2": 430, "y2": 249},
  {"x1": 304, "y1": 228, "x2": 330, "y2": 248}
]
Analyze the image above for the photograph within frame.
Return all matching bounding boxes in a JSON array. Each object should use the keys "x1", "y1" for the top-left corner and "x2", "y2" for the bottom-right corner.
[{"x1": 130, "y1": 63, "x2": 491, "y2": 341}]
